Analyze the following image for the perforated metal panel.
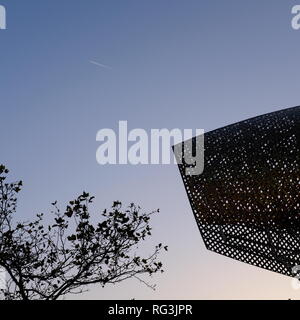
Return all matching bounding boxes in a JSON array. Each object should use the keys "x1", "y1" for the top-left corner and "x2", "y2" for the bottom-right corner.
[{"x1": 175, "y1": 106, "x2": 300, "y2": 277}]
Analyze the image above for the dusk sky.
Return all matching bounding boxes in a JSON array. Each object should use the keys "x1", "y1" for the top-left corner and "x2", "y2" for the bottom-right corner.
[{"x1": 1, "y1": 0, "x2": 300, "y2": 299}]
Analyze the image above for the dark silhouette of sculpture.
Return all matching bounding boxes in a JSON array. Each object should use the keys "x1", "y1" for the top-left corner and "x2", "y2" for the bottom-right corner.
[{"x1": 175, "y1": 106, "x2": 300, "y2": 277}]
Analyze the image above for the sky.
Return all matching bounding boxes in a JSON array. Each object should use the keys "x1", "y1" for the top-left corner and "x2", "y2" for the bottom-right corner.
[{"x1": 1, "y1": 0, "x2": 300, "y2": 299}]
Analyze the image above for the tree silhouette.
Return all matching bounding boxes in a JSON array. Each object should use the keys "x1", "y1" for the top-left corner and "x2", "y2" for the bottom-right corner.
[{"x1": 0, "y1": 165, "x2": 167, "y2": 300}]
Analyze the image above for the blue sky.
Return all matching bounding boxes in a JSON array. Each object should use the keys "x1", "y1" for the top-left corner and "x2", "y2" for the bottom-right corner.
[{"x1": 1, "y1": 0, "x2": 300, "y2": 299}]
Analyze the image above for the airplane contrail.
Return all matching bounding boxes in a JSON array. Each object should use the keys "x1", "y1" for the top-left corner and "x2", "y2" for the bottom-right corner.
[{"x1": 89, "y1": 60, "x2": 112, "y2": 70}]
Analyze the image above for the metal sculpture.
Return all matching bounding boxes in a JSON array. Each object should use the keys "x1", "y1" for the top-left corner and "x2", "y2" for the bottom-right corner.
[{"x1": 174, "y1": 106, "x2": 300, "y2": 277}]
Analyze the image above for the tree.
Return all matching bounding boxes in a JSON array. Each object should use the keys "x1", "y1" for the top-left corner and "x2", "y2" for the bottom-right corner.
[{"x1": 0, "y1": 165, "x2": 167, "y2": 300}]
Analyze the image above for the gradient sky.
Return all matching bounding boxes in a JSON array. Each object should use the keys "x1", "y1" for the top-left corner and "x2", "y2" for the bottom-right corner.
[{"x1": 1, "y1": 0, "x2": 300, "y2": 299}]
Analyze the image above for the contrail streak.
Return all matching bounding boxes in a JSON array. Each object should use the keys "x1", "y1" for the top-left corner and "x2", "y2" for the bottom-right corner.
[{"x1": 89, "y1": 60, "x2": 112, "y2": 70}]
